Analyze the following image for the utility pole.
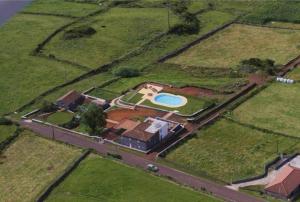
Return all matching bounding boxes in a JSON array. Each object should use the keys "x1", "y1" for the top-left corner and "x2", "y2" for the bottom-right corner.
[{"x1": 52, "y1": 125, "x2": 55, "y2": 140}]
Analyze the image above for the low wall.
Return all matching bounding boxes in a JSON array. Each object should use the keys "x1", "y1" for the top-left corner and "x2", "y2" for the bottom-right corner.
[{"x1": 157, "y1": 19, "x2": 237, "y2": 63}]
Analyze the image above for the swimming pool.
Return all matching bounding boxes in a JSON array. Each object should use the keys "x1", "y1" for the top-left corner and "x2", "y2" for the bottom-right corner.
[{"x1": 152, "y1": 93, "x2": 187, "y2": 108}]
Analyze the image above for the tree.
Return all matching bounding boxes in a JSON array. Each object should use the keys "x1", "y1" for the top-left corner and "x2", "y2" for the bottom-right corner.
[
  {"x1": 113, "y1": 67, "x2": 140, "y2": 78},
  {"x1": 237, "y1": 58, "x2": 276, "y2": 75},
  {"x1": 167, "y1": 0, "x2": 200, "y2": 35},
  {"x1": 40, "y1": 100, "x2": 57, "y2": 113},
  {"x1": 80, "y1": 104, "x2": 106, "y2": 136}
]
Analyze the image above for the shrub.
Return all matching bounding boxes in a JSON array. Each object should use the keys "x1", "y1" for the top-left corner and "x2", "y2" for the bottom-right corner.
[
  {"x1": 168, "y1": 0, "x2": 200, "y2": 35},
  {"x1": 0, "y1": 117, "x2": 12, "y2": 125},
  {"x1": 113, "y1": 68, "x2": 140, "y2": 78},
  {"x1": 40, "y1": 101, "x2": 57, "y2": 113},
  {"x1": 237, "y1": 58, "x2": 277, "y2": 75},
  {"x1": 63, "y1": 26, "x2": 96, "y2": 40},
  {"x1": 60, "y1": 117, "x2": 80, "y2": 129}
]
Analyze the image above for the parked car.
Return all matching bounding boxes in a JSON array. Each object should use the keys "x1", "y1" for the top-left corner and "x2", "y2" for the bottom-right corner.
[{"x1": 147, "y1": 164, "x2": 159, "y2": 172}]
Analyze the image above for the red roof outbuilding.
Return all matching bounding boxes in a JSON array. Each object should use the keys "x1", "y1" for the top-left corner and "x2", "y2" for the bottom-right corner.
[{"x1": 265, "y1": 165, "x2": 300, "y2": 198}]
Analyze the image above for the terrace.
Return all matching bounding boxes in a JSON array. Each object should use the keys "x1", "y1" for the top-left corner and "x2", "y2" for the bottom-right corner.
[{"x1": 119, "y1": 83, "x2": 217, "y2": 116}]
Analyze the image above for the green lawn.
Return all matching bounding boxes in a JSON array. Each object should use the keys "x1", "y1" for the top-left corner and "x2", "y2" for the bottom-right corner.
[
  {"x1": 232, "y1": 81, "x2": 300, "y2": 138},
  {"x1": 167, "y1": 24, "x2": 300, "y2": 68},
  {"x1": 44, "y1": 7, "x2": 179, "y2": 68},
  {"x1": 0, "y1": 130, "x2": 81, "y2": 202},
  {"x1": 23, "y1": 0, "x2": 101, "y2": 17},
  {"x1": 122, "y1": 92, "x2": 144, "y2": 104},
  {"x1": 0, "y1": 125, "x2": 16, "y2": 144},
  {"x1": 46, "y1": 154, "x2": 220, "y2": 202},
  {"x1": 165, "y1": 119, "x2": 300, "y2": 183},
  {"x1": 0, "y1": 13, "x2": 85, "y2": 115},
  {"x1": 46, "y1": 111, "x2": 74, "y2": 125}
]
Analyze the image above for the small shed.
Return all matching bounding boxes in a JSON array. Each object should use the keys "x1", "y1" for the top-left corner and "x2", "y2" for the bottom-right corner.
[{"x1": 56, "y1": 90, "x2": 85, "y2": 111}]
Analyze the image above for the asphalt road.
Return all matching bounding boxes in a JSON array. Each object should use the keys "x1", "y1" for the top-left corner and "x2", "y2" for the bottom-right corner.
[
  {"x1": 0, "y1": 0, "x2": 32, "y2": 26},
  {"x1": 21, "y1": 120, "x2": 264, "y2": 202}
]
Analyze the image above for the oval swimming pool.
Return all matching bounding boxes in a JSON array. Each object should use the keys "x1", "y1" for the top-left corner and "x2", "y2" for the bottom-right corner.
[{"x1": 152, "y1": 93, "x2": 187, "y2": 108}]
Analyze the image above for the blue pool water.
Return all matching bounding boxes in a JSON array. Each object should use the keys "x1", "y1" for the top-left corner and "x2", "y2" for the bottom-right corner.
[{"x1": 153, "y1": 93, "x2": 185, "y2": 107}]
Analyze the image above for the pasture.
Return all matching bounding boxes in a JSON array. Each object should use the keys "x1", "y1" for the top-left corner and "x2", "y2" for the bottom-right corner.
[
  {"x1": 44, "y1": 7, "x2": 179, "y2": 68},
  {"x1": 232, "y1": 76, "x2": 300, "y2": 138},
  {"x1": 46, "y1": 154, "x2": 219, "y2": 202},
  {"x1": 0, "y1": 125, "x2": 16, "y2": 144},
  {"x1": 23, "y1": 0, "x2": 101, "y2": 17},
  {"x1": 0, "y1": 13, "x2": 85, "y2": 115},
  {"x1": 0, "y1": 131, "x2": 81, "y2": 202},
  {"x1": 165, "y1": 119, "x2": 300, "y2": 183},
  {"x1": 167, "y1": 24, "x2": 300, "y2": 68}
]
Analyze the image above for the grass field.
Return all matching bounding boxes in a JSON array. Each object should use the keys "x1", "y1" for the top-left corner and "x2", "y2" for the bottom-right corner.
[
  {"x1": 0, "y1": 130, "x2": 81, "y2": 202},
  {"x1": 0, "y1": 13, "x2": 85, "y2": 115},
  {"x1": 46, "y1": 154, "x2": 220, "y2": 202},
  {"x1": 165, "y1": 119, "x2": 300, "y2": 183},
  {"x1": 240, "y1": 1, "x2": 300, "y2": 25},
  {"x1": 266, "y1": 21, "x2": 300, "y2": 30},
  {"x1": 167, "y1": 24, "x2": 300, "y2": 68},
  {"x1": 0, "y1": 125, "x2": 16, "y2": 144},
  {"x1": 232, "y1": 80, "x2": 300, "y2": 138},
  {"x1": 46, "y1": 111, "x2": 73, "y2": 125},
  {"x1": 23, "y1": 0, "x2": 101, "y2": 17},
  {"x1": 44, "y1": 7, "x2": 179, "y2": 68}
]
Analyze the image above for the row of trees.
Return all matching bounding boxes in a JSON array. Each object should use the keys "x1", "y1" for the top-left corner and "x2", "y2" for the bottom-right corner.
[{"x1": 166, "y1": 0, "x2": 200, "y2": 35}]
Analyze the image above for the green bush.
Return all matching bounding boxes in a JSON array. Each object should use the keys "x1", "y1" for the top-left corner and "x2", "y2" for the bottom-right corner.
[
  {"x1": 40, "y1": 100, "x2": 57, "y2": 113},
  {"x1": 168, "y1": 0, "x2": 200, "y2": 35},
  {"x1": 63, "y1": 26, "x2": 96, "y2": 40},
  {"x1": 0, "y1": 117, "x2": 12, "y2": 125},
  {"x1": 113, "y1": 68, "x2": 140, "y2": 78},
  {"x1": 237, "y1": 58, "x2": 277, "y2": 75}
]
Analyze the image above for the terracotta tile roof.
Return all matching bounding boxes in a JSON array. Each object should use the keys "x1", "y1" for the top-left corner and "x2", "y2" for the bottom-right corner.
[
  {"x1": 122, "y1": 121, "x2": 156, "y2": 142},
  {"x1": 265, "y1": 165, "x2": 300, "y2": 197},
  {"x1": 115, "y1": 119, "x2": 140, "y2": 131},
  {"x1": 56, "y1": 90, "x2": 83, "y2": 106}
]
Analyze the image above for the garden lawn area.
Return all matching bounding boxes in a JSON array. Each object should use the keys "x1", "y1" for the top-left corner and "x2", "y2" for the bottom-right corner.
[
  {"x1": 23, "y1": 0, "x2": 101, "y2": 17},
  {"x1": 165, "y1": 119, "x2": 300, "y2": 183},
  {"x1": 0, "y1": 13, "x2": 86, "y2": 115},
  {"x1": 0, "y1": 125, "x2": 16, "y2": 144},
  {"x1": 122, "y1": 92, "x2": 144, "y2": 104},
  {"x1": 46, "y1": 154, "x2": 219, "y2": 202},
  {"x1": 44, "y1": 7, "x2": 179, "y2": 68},
  {"x1": 167, "y1": 24, "x2": 300, "y2": 68},
  {"x1": 46, "y1": 111, "x2": 73, "y2": 125},
  {"x1": 0, "y1": 130, "x2": 81, "y2": 202},
  {"x1": 232, "y1": 81, "x2": 300, "y2": 138}
]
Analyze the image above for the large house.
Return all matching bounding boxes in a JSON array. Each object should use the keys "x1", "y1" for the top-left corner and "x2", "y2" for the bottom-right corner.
[
  {"x1": 119, "y1": 117, "x2": 183, "y2": 152},
  {"x1": 265, "y1": 163, "x2": 300, "y2": 200}
]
